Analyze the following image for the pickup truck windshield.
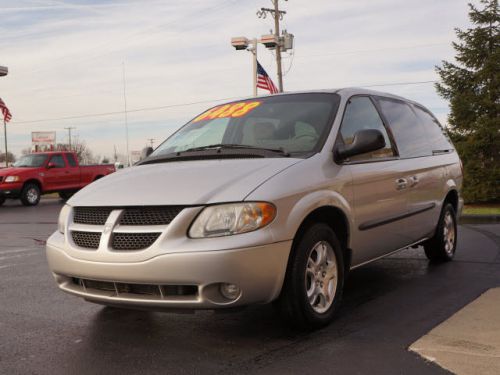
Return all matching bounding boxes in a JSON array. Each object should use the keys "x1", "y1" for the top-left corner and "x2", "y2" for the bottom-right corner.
[
  {"x1": 152, "y1": 93, "x2": 340, "y2": 158},
  {"x1": 13, "y1": 154, "x2": 48, "y2": 167}
]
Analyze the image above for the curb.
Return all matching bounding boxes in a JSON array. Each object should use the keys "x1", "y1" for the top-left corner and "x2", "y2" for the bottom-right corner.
[{"x1": 460, "y1": 214, "x2": 500, "y2": 224}]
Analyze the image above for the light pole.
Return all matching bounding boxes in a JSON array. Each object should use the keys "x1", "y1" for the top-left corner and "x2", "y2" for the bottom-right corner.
[
  {"x1": 1, "y1": 65, "x2": 8, "y2": 167},
  {"x1": 231, "y1": 37, "x2": 259, "y2": 97}
]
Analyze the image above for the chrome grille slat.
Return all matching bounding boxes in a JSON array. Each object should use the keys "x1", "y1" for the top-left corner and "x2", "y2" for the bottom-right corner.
[
  {"x1": 112, "y1": 232, "x2": 161, "y2": 250},
  {"x1": 72, "y1": 231, "x2": 101, "y2": 249}
]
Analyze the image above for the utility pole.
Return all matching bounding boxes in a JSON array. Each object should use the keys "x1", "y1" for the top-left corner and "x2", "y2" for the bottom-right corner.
[
  {"x1": 64, "y1": 127, "x2": 76, "y2": 151},
  {"x1": 257, "y1": 0, "x2": 287, "y2": 92},
  {"x1": 122, "y1": 62, "x2": 131, "y2": 167},
  {"x1": 147, "y1": 138, "x2": 155, "y2": 148}
]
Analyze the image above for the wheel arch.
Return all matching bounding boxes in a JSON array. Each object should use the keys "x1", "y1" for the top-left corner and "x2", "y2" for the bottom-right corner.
[
  {"x1": 443, "y1": 189, "x2": 459, "y2": 213},
  {"x1": 23, "y1": 178, "x2": 42, "y2": 192},
  {"x1": 292, "y1": 205, "x2": 351, "y2": 272}
]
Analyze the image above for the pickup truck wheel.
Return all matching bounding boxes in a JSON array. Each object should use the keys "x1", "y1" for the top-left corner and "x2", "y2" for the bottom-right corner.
[
  {"x1": 423, "y1": 203, "x2": 457, "y2": 262},
  {"x1": 20, "y1": 183, "x2": 41, "y2": 206},
  {"x1": 277, "y1": 223, "x2": 344, "y2": 330}
]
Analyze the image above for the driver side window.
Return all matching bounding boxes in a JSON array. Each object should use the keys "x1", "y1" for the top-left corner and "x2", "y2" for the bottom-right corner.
[
  {"x1": 49, "y1": 154, "x2": 66, "y2": 168},
  {"x1": 339, "y1": 96, "x2": 395, "y2": 161}
]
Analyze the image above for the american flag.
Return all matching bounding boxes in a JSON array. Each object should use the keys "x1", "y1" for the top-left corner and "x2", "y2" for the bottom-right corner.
[
  {"x1": 0, "y1": 97, "x2": 12, "y2": 123},
  {"x1": 257, "y1": 61, "x2": 279, "y2": 94}
]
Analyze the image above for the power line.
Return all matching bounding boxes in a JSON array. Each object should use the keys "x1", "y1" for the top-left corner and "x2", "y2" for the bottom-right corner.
[
  {"x1": 10, "y1": 80, "x2": 440, "y2": 125},
  {"x1": 11, "y1": 96, "x2": 243, "y2": 125},
  {"x1": 361, "y1": 80, "x2": 437, "y2": 88}
]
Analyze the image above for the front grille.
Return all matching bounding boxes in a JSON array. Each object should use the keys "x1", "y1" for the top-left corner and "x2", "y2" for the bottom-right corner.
[
  {"x1": 72, "y1": 206, "x2": 185, "y2": 226},
  {"x1": 119, "y1": 206, "x2": 185, "y2": 226},
  {"x1": 73, "y1": 207, "x2": 113, "y2": 225},
  {"x1": 72, "y1": 231, "x2": 101, "y2": 249},
  {"x1": 72, "y1": 278, "x2": 198, "y2": 298},
  {"x1": 112, "y1": 232, "x2": 161, "y2": 250}
]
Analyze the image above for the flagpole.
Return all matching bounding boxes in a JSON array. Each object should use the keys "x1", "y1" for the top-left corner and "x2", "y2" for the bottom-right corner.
[
  {"x1": 3, "y1": 119, "x2": 7, "y2": 167},
  {"x1": 251, "y1": 39, "x2": 258, "y2": 97}
]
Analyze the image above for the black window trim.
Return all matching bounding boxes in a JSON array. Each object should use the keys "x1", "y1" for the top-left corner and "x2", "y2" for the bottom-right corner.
[{"x1": 333, "y1": 94, "x2": 400, "y2": 165}]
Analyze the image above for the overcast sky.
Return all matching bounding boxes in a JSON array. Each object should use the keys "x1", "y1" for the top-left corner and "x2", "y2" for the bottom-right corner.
[{"x1": 0, "y1": 0, "x2": 475, "y2": 159}]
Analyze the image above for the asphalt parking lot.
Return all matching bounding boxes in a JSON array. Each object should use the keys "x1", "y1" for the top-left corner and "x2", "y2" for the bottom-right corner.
[{"x1": 1, "y1": 197, "x2": 499, "y2": 375}]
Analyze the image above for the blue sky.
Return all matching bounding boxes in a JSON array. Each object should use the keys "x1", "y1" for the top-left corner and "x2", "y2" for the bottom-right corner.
[{"x1": 0, "y1": 0, "x2": 474, "y2": 160}]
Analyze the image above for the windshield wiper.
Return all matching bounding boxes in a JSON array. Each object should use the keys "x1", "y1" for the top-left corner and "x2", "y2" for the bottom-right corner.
[{"x1": 180, "y1": 144, "x2": 290, "y2": 156}]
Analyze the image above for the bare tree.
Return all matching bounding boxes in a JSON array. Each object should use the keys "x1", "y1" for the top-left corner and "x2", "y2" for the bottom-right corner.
[{"x1": 0, "y1": 152, "x2": 16, "y2": 164}]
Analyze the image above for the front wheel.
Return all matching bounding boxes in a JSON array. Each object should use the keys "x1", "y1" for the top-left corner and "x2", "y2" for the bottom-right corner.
[
  {"x1": 0, "y1": 195, "x2": 5, "y2": 206},
  {"x1": 20, "y1": 183, "x2": 41, "y2": 206},
  {"x1": 277, "y1": 223, "x2": 344, "y2": 329},
  {"x1": 423, "y1": 203, "x2": 457, "y2": 262}
]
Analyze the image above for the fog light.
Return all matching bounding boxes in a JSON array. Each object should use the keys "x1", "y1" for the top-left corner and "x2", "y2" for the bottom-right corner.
[{"x1": 220, "y1": 283, "x2": 241, "y2": 300}]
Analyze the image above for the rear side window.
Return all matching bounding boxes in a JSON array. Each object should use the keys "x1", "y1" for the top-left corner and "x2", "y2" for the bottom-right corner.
[
  {"x1": 66, "y1": 153, "x2": 77, "y2": 167},
  {"x1": 376, "y1": 98, "x2": 431, "y2": 158},
  {"x1": 412, "y1": 106, "x2": 454, "y2": 153},
  {"x1": 339, "y1": 96, "x2": 395, "y2": 161}
]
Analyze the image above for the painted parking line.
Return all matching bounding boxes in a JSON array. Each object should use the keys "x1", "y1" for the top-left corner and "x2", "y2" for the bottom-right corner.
[
  {"x1": 0, "y1": 252, "x2": 40, "y2": 262},
  {"x1": 410, "y1": 288, "x2": 500, "y2": 375}
]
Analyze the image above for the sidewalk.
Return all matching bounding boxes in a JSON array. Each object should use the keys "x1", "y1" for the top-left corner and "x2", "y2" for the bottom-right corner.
[{"x1": 410, "y1": 288, "x2": 500, "y2": 375}]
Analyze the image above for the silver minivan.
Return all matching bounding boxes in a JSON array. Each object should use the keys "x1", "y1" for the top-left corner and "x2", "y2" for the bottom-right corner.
[{"x1": 46, "y1": 88, "x2": 463, "y2": 328}]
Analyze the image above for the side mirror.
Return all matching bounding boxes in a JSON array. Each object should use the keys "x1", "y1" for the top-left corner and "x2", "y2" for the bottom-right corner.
[
  {"x1": 141, "y1": 147, "x2": 154, "y2": 159},
  {"x1": 47, "y1": 162, "x2": 56, "y2": 169},
  {"x1": 335, "y1": 129, "x2": 386, "y2": 161}
]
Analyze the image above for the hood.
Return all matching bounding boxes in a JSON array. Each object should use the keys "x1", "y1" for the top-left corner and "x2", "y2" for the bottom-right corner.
[
  {"x1": 69, "y1": 158, "x2": 303, "y2": 207},
  {"x1": 0, "y1": 167, "x2": 39, "y2": 177}
]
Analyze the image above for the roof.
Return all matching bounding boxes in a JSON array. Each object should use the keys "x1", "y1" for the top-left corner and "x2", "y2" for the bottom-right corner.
[{"x1": 252, "y1": 87, "x2": 422, "y2": 106}]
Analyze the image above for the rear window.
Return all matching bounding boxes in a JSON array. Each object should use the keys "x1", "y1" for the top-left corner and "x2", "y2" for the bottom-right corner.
[
  {"x1": 411, "y1": 105, "x2": 454, "y2": 153},
  {"x1": 376, "y1": 98, "x2": 431, "y2": 158}
]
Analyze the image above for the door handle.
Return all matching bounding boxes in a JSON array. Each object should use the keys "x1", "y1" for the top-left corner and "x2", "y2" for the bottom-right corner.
[
  {"x1": 409, "y1": 175, "x2": 419, "y2": 187},
  {"x1": 396, "y1": 178, "x2": 408, "y2": 190}
]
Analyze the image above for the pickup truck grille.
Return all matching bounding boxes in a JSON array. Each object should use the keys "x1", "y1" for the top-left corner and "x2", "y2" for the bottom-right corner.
[{"x1": 69, "y1": 206, "x2": 187, "y2": 251}]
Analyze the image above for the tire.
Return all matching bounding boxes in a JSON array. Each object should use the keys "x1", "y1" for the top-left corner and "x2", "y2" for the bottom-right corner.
[
  {"x1": 277, "y1": 223, "x2": 344, "y2": 329},
  {"x1": 59, "y1": 191, "x2": 75, "y2": 201},
  {"x1": 423, "y1": 203, "x2": 457, "y2": 262},
  {"x1": 0, "y1": 196, "x2": 5, "y2": 206},
  {"x1": 20, "y1": 183, "x2": 41, "y2": 206}
]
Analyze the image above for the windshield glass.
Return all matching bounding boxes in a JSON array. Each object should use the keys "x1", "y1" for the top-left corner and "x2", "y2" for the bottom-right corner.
[
  {"x1": 13, "y1": 154, "x2": 48, "y2": 167},
  {"x1": 152, "y1": 93, "x2": 340, "y2": 158}
]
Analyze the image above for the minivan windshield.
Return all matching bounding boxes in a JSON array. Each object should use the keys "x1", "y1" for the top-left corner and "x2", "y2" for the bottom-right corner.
[
  {"x1": 13, "y1": 154, "x2": 48, "y2": 167},
  {"x1": 151, "y1": 93, "x2": 340, "y2": 159}
]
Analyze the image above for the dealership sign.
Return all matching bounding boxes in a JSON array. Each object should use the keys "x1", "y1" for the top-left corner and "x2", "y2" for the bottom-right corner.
[{"x1": 32, "y1": 131, "x2": 56, "y2": 151}]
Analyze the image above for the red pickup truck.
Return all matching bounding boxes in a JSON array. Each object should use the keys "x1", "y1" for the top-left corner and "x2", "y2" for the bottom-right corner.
[{"x1": 0, "y1": 151, "x2": 115, "y2": 206}]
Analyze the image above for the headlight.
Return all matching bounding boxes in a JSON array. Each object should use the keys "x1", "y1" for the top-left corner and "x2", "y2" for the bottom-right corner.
[
  {"x1": 189, "y1": 202, "x2": 276, "y2": 238},
  {"x1": 4, "y1": 176, "x2": 20, "y2": 183},
  {"x1": 58, "y1": 204, "x2": 71, "y2": 234}
]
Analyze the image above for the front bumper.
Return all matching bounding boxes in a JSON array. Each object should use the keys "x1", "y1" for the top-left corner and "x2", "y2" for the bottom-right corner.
[
  {"x1": 0, "y1": 183, "x2": 22, "y2": 199},
  {"x1": 46, "y1": 239, "x2": 292, "y2": 310}
]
